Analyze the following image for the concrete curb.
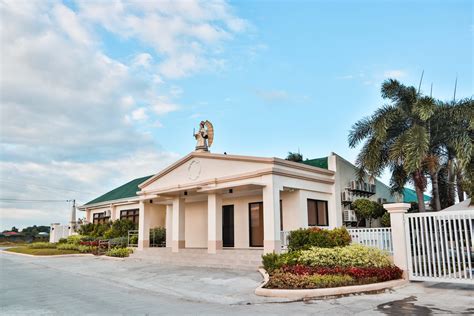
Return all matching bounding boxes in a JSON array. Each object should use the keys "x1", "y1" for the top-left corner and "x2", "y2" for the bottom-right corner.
[
  {"x1": 1, "y1": 250, "x2": 94, "y2": 258},
  {"x1": 95, "y1": 255, "x2": 126, "y2": 261},
  {"x1": 255, "y1": 268, "x2": 408, "y2": 299}
]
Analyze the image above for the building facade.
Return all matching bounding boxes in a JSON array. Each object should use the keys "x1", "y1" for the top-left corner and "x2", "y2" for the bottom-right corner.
[{"x1": 79, "y1": 151, "x2": 428, "y2": 254}]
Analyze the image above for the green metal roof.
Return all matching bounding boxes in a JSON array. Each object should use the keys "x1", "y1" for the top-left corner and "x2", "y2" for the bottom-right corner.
[
  {"x1": 403, "y1": 188, "x2": 431, "y2": 203},
  {"x1": 301, "y1": 157, "x2": 328, "y2": 169},
  {"x1": 84, "y1": 175, "x2": 154, "y2": 206}
]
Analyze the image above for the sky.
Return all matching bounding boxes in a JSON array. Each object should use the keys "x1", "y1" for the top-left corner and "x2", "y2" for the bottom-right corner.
[{"x1": 0, "y1": 0, "x2": 472, "y2": 231}]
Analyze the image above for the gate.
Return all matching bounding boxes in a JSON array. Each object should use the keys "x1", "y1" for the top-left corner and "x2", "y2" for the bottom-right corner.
[{"x1": 404, "y1": 210, "x2": 473, "y2": 284}]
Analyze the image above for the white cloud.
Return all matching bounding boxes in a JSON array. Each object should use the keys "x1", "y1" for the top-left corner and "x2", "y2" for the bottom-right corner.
[
  {"x1": 77, "y1": 0, "x2": 247, "y2": 78},
  {"x1": 0, "y1": 150, "x2": 179, "y2": 230},
  {"x1": 384, "y1": 70, "x2": 406, "y2": 79},
  {"x1": 131, "y1": 107, "x2": 148, "y2": 121},
  {"x1": 132, "y1": 53, "x2": 153, "y2": 68},
  {"x1": 0, "y1": 0, "x2": 247, "y2": 230},
  {"x1": 255, "y1": 89, "x2": 289, "y2": 102}
]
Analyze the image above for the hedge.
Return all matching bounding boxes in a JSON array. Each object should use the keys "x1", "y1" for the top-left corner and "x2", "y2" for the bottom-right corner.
[{"x1": 288, "y1": 227, "x2": 351, "y2": 251}]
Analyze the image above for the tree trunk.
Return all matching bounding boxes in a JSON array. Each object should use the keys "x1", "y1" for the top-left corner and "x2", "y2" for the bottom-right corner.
[
  {"x1": 413, "y1": 170, "x2": 426, "y2": 212},
  {"x1": 446, "y1": 157, "x2": 456, "y2": 207},
  {"x1": 456, "y1": 170, "x2": 465, "y2": 202},
  {"x1": 430, "y1": 171, "x2": 441, "y2": 211}
]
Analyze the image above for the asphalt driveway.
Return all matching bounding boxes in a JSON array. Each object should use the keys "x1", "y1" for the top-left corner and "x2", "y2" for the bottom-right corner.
[{"x1": 1, "y1": 251, "x2": 473, "y2": 315}]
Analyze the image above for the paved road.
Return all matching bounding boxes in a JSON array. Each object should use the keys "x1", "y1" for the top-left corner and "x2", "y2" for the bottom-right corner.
[{"x1": 1, "y1": 252, "x2": 473, "y2": 315}]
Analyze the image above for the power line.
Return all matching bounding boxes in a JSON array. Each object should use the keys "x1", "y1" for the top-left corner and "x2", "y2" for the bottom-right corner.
[
  {"x1": 0, "y1": 178, "x2": 95, "y2": 195},
  {"x1": 0, "y1": 198, "x2": 74, "y2": 203}
]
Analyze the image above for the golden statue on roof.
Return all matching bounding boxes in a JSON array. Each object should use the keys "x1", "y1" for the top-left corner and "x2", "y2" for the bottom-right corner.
[{"x1": 194, "y1": 120, "x2": 214, "y2": 152}]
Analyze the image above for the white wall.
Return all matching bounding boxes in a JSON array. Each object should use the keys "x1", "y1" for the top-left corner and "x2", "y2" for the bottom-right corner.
[{"x1": 184, "y1": 201, "x2": 208, "y2": 248}]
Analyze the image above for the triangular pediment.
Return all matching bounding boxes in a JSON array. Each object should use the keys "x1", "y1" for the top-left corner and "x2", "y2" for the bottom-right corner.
[{"x1": 139, "y1": 152, "x2": 276, "y2": 192}]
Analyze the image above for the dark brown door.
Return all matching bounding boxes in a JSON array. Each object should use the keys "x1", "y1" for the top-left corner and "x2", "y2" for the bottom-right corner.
[
  {"x1": 222, "y1": 205, "x2": 234, "y2": 247},
  {"x1": 249, "y1": 202, "x2": 264, "y2": 247}
]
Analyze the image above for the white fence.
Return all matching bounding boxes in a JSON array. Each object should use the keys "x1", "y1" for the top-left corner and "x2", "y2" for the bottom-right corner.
[
  {"x1": 405, "y1": 210, "x2": 473, "y2": 284},
  {"x1": 348, "y1": 227, "x2": 393, "y2": 254}
]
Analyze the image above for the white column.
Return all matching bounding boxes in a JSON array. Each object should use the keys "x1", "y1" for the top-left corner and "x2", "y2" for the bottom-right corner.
[
  {"x1": 207, "y1": 193, "x2": 223, "y2": 254},
  {"x1": 263, "y1": 181, "x2": 281, "y2": 254},
  {"x1": 172, "y1": 197, "x2": 185, "y2": 252},
  {"x1": 165, "y1": 204, "x2": 173, "y2": 248},
  {"x1": 384, "y1": 203, "x2": 410, "y2": 276},
  {"x1": 138, "y1": 201, "x2": 150, "y2": 249}
]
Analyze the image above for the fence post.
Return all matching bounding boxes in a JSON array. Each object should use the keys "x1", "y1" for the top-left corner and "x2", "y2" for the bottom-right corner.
[{"x1": 383, "y1": 203, "x2": 410, "y2": 277}]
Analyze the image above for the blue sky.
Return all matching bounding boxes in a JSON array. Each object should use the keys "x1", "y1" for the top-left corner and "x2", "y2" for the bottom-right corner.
[{"x1": 0, "y1": 0, "x2": 472, "y2": 230}]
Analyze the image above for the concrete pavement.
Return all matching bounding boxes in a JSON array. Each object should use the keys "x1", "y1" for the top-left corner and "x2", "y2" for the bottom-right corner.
[{"x1": 1, "y1": 251, "x2": 473, "y2": 315}]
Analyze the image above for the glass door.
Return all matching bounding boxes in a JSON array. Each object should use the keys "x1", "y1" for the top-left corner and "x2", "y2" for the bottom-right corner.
[
  {"x1": 249, "y1": 202, "x2": 264, "y2": 247},
  {"x1": 222, "y1": 205, "x2": 234, "y2": 247}
]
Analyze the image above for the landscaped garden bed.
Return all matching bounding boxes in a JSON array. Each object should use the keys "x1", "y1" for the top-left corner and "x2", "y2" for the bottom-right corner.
[{"x1": 261, "y1": 227, "x2": 403, "y2": 292}]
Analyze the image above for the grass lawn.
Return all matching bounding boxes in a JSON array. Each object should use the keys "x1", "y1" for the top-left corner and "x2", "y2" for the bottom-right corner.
[
  {"x1": 0, "y1": 241, "x2": 27, "y2": 247},
  {"x1": 5, "y1": 247, "x2": 81, "y2": 256}
]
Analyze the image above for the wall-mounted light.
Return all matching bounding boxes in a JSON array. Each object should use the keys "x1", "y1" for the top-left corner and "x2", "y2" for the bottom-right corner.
[
  {"x1": 184, "y1": 191, "x2": 188, "y2": 196},
  {"x1": 229, "y1": 189, "x2": 233, "y2": 194}
]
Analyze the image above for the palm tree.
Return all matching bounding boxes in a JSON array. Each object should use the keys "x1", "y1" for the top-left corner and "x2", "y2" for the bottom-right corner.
[
  {"x1": 429, "y1": 98, "x2": 473, "y2": 208},
  {"x1": 286, "y1": 152, "x2": 303, "y2": 162},
  {"x1": 348, "y1": 79, "x2": 436, "y2": 212}
]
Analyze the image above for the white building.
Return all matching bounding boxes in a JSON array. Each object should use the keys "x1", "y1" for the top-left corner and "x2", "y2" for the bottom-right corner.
[{"x1": 78, "y1": 149, "x2": 411, "y2": 255}]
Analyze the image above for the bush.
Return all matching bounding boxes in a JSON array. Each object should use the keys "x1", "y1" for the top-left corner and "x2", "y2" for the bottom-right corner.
[
  {"x1": 105, "y1": 247, "x2": 133, "y2": 257},
  {"x1": 262, "y1": 251, "x2": 301, "y2": 273},
  {"x1": 150, "y1": 227, "x2": 166, "y2": 246},
  {"x1": 109, "y1": 237, "x2": 128, "y2": 248},
  {"x1": 265, "y1": 272, "x2": 355, "y2": 289},
  {"x1": 78, "y1": 245, "x2": 96, "y2": 253},
  {"x1": 299, "y1": 244, "x2": 392, "y2": 268},
  {"x1": 57, "y1": 243, "x2": 80, "y2": 251},
  {"x1": 103, "y1": 219, "x2": 136, "y2": 239},
  {"x1": 28, "y1": 242, "x2": 56, "y2": 249},
  {"x1": 66, "y1": 235, "x2": 86, "y2": 245},
  {"x1": 288, "y1": 227, "x2": 351, "y2": 251},
  {"x1": 281, "y1": 265, "x2": 403, "y2": 282},
  {"x1": 58, "y1": 238, "x2": 68, "y2": 244},
  {"x1": 129, "y1": 235, "x2": 138, "y2": 246},
  {"x1": 80, "y1": 240, "x2": 99, "y2": 247},
  {"x1": 381, "y1": 212, "x2": 391, "y2": 227}
]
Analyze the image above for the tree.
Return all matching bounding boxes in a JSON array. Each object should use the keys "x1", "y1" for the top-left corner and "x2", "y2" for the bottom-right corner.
[
  {"x1": 426, "y1": 98, "x2": 473, "y2": 210},
  {"x1": 349, "y1": 79, "x2": 435, "y2": 212},
  {"x1": 10, "y1": 226, "x2": 19, "y2": 232},
  {"x1": 286, "y1": 152, "x2": 303, "y2": 162},
  {"x1": 351, "y1": 199, "x2": 384, "y2": 227}
]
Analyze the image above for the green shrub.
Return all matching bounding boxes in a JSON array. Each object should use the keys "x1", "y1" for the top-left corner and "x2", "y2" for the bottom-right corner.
[
  {"x1": 78, "y1": 245, "x2": 95, "y2": 253},
  {"x1": 262, "y1": 251, "x2": 301, "y2": 273},
  {"x1": 265, "y1": 272, "x2": 355, "y2": 289},
  {"x1": 103, "y1": 219, "x2": 136, "y2": 239},
  {"x1": 105, "y1": 247, "x2": 133, "y2": 257},
  {"x1": 58, "y1": 238, "x2": 68, "y2": 244},
  {"x1": 381, "y1": 212, "x2": 391, "y2": 227},
  {"x1": 150, "y1": 227, "x2": 166, "y2": 246},
  {"x1": 57, "y1": 243, "x2": 80, "y2": 251},
  {"x1": 28, "y1": 242, "x2": 57, "y2": 249},
  {"x1": 299, "y1": 244, "x2": 392, "y2": 268},
  {"x1": 288, "y1": 227, "x2": 351, "y2": 251},
  {"x1": 129, "y1": 235, "x2": 138, "y2": 245},
  {"x1": 66, "y1": 235, "x2": 86, "y2": 245},
  {"x1": 109, "y1": 237, "x2": 128, "y2": 248}
]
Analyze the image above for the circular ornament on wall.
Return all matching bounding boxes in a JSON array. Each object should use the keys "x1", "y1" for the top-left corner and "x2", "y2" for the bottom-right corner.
[{"x1": 187, "y1": 160, "x2": 201, "y2": 181}]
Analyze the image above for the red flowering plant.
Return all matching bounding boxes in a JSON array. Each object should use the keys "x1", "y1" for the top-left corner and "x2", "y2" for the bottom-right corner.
[
  {"x1": 281, "y1": 264, "x2": 402, "y2": 282},
  {"x1": 80, "y1": 240, "x2": 99, "y2": 247}
]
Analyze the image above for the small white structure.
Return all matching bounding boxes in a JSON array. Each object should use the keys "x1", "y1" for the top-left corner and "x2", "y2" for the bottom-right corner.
[{"x1": 49, "y1": 223, "x2": 70, "y2": 243}]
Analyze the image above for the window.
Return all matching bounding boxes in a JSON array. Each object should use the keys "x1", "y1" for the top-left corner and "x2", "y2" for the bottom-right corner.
[
  {"x1": 120, "y1": 209, "x2": 139, "y2": 225},
  {"x1": 307, "y1": 199, "x2": 329, "y2": 226},
  {"x1": 93, "y1": 212, "x2": 110, "y2": 224}
]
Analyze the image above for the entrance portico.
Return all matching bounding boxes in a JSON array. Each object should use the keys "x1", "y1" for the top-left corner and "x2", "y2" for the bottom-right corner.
[{"x1": 135, "y1": 151, "x2": 336, "y2": 254}]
